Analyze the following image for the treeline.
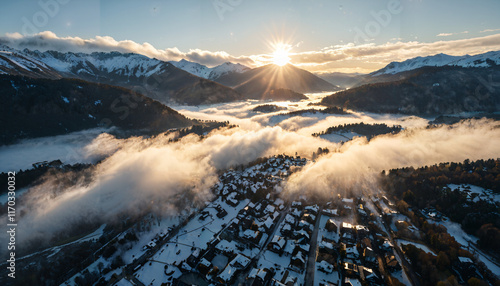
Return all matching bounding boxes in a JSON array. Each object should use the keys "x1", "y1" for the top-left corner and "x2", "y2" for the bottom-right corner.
[
  {"x1": 174, "y1": 121, "x2": 237, "y2": 139},
  {"x1": 0, "y1": 162, "x2": 93, "y2": 197},
  {"x1": 312, "y1": 122, "x2": 402, "y2": 138},
  {"x1": 381, "y1": 159, "x2": 500, "y2": 254},
  {"x1": 280, "y1": 106, "x2": 349, "y2": 117},
  {"x1": 252, "y1": 104, "x2": 287, "y2": 113}
]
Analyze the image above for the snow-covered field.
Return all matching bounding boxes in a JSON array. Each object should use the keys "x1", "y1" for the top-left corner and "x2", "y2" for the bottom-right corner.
[
  {"x1": 447, "y1": 184, "x2": 500, "y2": 203},
  {"x1": 396, "y1": 239, "x2": 436, "y2": 255}
]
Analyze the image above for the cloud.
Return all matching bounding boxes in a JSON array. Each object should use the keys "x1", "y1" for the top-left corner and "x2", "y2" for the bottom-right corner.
[
  {"x1": 5, "y1": 125, "x2": 336, "y2": 248},
  {"x1": 284, "y1": 119, "x2": 500, "y2": 198},
  {"x1": 2, "y1": 30, "x2": 500, "y2": 75},
  {"x1": 437, "y1": 33, "x2": 454, "y2": 37},
  {"x1": 437, "y1": 31, "x2": 469, "y2": 37},
  {"x1": 290, "y1": 33, "x2": 500, "y2": 73},
  {"x1": 480, "y1": 28, "x2": 500, "y2": 33},
  {"x1": 0, "y1": 31, "x2": 257, "y2": 68}
]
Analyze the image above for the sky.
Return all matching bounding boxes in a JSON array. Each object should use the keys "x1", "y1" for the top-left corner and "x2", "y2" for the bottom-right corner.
[{"x1": 1, "y1": 0, "x2": 500, "y2": 73}]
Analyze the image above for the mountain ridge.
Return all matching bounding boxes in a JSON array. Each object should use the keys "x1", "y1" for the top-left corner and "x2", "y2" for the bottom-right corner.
[{"x1": 0, "y1": 45, "x2": 243, "y2": 105}]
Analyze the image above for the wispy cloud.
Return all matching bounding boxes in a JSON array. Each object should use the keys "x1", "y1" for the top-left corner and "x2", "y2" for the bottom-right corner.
[
  {"x1": 480, "y1": 28, "x2": 500, "y2": 33},
  {"x1": 437, "y1": 33, "x2": 454, "y2": 37},
  {"x1": 437, "y1": 31, "x2": 469, "y2": 37},
  {"x1": 1, "y1": 31, "x2": 500, "y2": 73}
]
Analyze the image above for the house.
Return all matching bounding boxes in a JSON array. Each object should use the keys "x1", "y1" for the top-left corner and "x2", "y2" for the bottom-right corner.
[
  {"x1": 197, "y1": 258, "x2": 211, "y2": 275},
  {"x1": 218, "y1": 265, "x2": 236, "y2": 284},
  {"x1": 268, "y1": 235, "x2": 286, "y2": 254},
  {"x1": 363, "y1": 247, "x2": 378, "y2": 268},
  {"x1": 456, "y1": 256, "x2": 480, "y2": 282},
  {"x1": 304, "y1": 204, "x2": 319, "y2": 215},
  {"x1": 294, "y1": 229, "x2": 310, "y2": 241},
  {"x1": 345, "y1": 245, "x2": 360, "y2": 261},
  {"x1": 343, "y1": 262, "x2": 359, "y2": 278},
  {"x1": 250, "y1": 268, "x2": 273, "y2": 286},
  {"x1": 281, "y1": 223, "x2": 293, "y2": 236},
  {"x1": 290, "y1": 251, "x2": 306, "y2": 270},
  {"x1": 322, "y1": 208, "x2": 338, "y2": 217},
  {"x1": 380, "y1": 240, "x2": 393, "y2": 252},
  {"x1": 341, "y1": 222, "x2": 355, "y2": 234},
  {"x1": 242, "y1": 229, "x2": 261, "y2": 243},
  {"x1": 384, "y1": 254, "x2": 401, "y2": 272},
  {"x1": 291, "y1": 201, "x2": 303, "y2": 209},
  {"x1": 230, "y1": 253, "x2": 251, "y2": 269},
  {"x1": 298, "y1": 220, "x2": 313, "y2": 232},
  {"x1": 344, "y1": 277, "x2": 362, "y2": 286},
  {"x1": 317, "y1": 260, "x2": 334, "y2": 273},
  {"x1": 215, "y1": 205, "x2": 228, "y2": 218},
  {"x1": 319, "y1": 236, "x2": 336, "y2": 254},
  {"x1": 218, "y1": 254, "x2": 252, "y2": 284},
  {"x1": 355, "y1": 225, "x2": 369, "y2": 239},
  {"x1": 325, "y1": 219, "x2": 338, "y2": 232},
  {"x1": 301, "y1": 213, "x2": 316, "y2": 224},
  {"x1": 186, "y1": 248, "x2": 201, "y2": 267},
  {"x1": 285, "y1": 214, "x2": 296, "y2": 225}
]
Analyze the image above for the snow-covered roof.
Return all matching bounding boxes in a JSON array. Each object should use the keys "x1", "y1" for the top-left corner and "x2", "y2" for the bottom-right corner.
[{"x1": 458, "y1": 256, "x2": 473, "y2": 264}]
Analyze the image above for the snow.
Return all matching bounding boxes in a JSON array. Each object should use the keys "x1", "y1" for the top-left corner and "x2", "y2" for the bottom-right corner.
[
  {"x1": 447, "y1": 184, "x2": 500, "y2": 203},
  {"x1": 435, "y1": 218, "x2": 478, "y2": 246},
  {"x1": 169, "y1": 59, "x2": 249, "y2": 80},
  {"x1": 373, "y1": 50, "x2": 500, "y2": 76},
  {"x1": 396, "y1": 239, "x2": 436, "y2": 255},
  {"x1": 134, "y1": 198, "x2": 250, "y2": 286}
]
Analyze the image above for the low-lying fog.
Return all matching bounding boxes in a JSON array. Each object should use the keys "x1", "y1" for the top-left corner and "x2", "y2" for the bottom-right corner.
[{"x1": 1, "y1": 92, "x2": 499, "y2": 250}]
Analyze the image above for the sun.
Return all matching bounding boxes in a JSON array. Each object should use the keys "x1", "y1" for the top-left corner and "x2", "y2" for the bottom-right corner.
[{"x1": 271, "y1": 44, "x2": 291, "y2": 66}]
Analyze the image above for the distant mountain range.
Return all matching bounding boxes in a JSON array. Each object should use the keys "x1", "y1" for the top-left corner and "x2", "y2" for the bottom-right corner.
[
  {"x1": 0, "y1": 45, "x2": 339, "y2": 104},
  {"x1": 169, "y1": 59, "x2": 250, "y2": 81},
  {"x1": 372, "y1": 51, "x2": 500, "y2": 76},
  {"x1": 321, "y1": 50, "x2": 500, "y2": 115},
  {"x1": 316, "y1": 72, "x2": 365, "y2": 89},
  {"x1": 0, "y1": 45, "x2": 242, "y2": 105},
  {"x1": 0, "y1": 74, "x2": 194, "y2": 145},
  {"x1": 215, "y1": 64, "x2": 340, "y2": 99}
]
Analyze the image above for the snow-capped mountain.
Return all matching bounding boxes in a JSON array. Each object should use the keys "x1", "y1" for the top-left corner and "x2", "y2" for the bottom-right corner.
[
  {"x1": 0, "y1": 45, "x2": 242, "y2": 105},
  {"x1": 23, "y1": 49, "x2": 167, "y2": 78},
  {"x1": 0, "y1": 45, "x2": 61, "y2": 78},
  {"x1": 207, "y1": 62, "x2": 250, "y2": 80},
  {"x1": 169, "y1": 59, "x2": 211, "y2": 78},
  {"x1": 169, "y1": 59, "x2": 249, "y2": 81},
  {"x1": 372, "y1": 51, "x2": 500, "y2": 76}
]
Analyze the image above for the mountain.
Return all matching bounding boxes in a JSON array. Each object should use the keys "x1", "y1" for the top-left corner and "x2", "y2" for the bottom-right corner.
[
  {"x1": 320, "y1": 65, "x2": 500, "y2": 115},
  {"x1": 0, "y1": 45, "x2": 242, "y2": 105},
  {"x1": 169, "y1": 59, "x2": 249, "y2": 81},
  {"x1": 0, "y1": 48, "x2": 61, "y2": 79},
  {"x1": 316, "y1": 72, "x2": 366, "y2": 89},
  {"x1": 371, "y1": 51, "x2": 500, "y2": 76},
  {"x1": 215, "y1": 63, "x2": 340, "y2": 100},
  {"x1": 0, "y1": 75, "x2": 194, "y2": 145}
]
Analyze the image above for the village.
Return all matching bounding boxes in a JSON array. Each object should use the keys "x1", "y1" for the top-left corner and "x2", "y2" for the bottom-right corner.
[{"x1": 108, "y1": 154, "x2": 433, "y2": 286}]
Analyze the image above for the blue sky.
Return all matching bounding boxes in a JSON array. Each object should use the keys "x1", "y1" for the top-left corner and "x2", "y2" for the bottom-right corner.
[{"x1": 1, "y1": 0, "x2": 500, "y2": 73}]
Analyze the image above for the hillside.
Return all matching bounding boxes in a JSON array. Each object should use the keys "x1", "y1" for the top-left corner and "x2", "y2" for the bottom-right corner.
[
  {"x1": 0, "y1": 46, "x2": 242, "y2": 105},
  {"x1": 0, "y1": 75, "x2": 194, "y2": 144},
  {"x1": 320, "y1": 66, "x2": 500, "y2": 115},
  {"x1": 215, "y1": 63, "x2": 339, "y2": 99}
]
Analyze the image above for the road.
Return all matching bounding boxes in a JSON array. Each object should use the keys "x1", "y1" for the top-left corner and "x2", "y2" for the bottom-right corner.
[
  {"x1": 304, "y1": 207, "x2": 322, "y2": 286},
  {"x1": 369, "y1": 198, "x2": 421, "y2": 286}
]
